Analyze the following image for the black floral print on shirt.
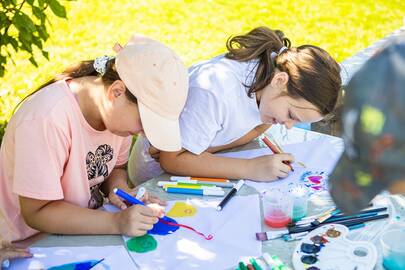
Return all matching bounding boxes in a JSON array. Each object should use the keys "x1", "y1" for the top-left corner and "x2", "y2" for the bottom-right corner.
[
  {"x1": 86, "y1": 144, "x2": 114, "y2": 180},
  {"x1": 86, "y1": 144, "x2": 114, "y2": 209}
]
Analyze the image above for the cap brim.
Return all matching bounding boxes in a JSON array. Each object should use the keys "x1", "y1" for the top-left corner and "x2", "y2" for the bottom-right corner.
[
  {"x1": 329, "y1": 153, "x2": 384, "y2": 214},
  {"x1": 138, "y1": 102, "x2": 182, "y2": 152}
]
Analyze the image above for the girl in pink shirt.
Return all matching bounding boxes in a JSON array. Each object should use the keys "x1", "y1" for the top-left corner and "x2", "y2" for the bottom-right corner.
[{"x1": 0, "y1": 35, "x2": 188, "y2": 252}]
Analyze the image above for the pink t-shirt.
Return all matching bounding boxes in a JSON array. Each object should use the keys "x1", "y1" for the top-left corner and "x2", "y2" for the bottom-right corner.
[{"x1": 0, "y1": 80, "x2": 132, "y2": 242}]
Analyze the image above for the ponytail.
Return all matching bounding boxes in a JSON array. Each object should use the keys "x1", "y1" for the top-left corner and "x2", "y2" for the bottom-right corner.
[
  {"x1": 225, "y1": 26, "x2": 341, "y2": 117},
  {"x1": 226, "y1": 26, "x2": 291, "y2": 96}
]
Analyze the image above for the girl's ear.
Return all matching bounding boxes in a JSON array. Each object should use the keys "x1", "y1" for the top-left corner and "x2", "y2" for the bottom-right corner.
[
  {"x1": 271, "y1": 71, "x2": 289, "y2": 88},
  {"x1": 113, "y1": 43, "x2": 123, "y2": 53},
  {"x1": 107, "y1": 80, "x2": 126, "y2": 101}
]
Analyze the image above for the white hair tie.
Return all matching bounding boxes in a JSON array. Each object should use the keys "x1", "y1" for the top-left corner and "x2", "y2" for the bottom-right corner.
[
  {"x1": 93, "y1": 55, "x2": 114, "y2": 76},
  {"x1": 271, "y1": 46, "x2": 288, "y2": 62}
]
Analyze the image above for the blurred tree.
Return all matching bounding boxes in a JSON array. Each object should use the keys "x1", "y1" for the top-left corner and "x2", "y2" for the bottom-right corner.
[{"x1": 0, "y1": 0, "x2": 73, "y2": 77}]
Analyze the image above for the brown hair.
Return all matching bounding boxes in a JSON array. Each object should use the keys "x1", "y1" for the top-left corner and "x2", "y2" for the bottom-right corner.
[
  {"x1": 14, "y1": 59, "x2": 136, "y2": 113},
  {"x1": 225, "y1": 26, "x2": 342, "y2": 116}
]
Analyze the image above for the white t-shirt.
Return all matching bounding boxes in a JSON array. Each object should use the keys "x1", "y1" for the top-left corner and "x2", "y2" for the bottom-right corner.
[
  {"x1": 181, "y1": 55, "x2": 262, "y2": 154},
  {"x1": 128, "y1": 55, "x2": 262, "y2": 184}
]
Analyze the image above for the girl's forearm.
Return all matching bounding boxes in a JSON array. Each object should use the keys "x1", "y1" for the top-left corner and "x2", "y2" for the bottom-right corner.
[
  {"x1": 160, "y1": 151, "x2": 250, "y2": 179},
  {"x1": 101, "y1": 167, "x2": 130, "y2": 195},
  {"x1": 21, "y1": 199, "x2": 120, "y2": 235}
]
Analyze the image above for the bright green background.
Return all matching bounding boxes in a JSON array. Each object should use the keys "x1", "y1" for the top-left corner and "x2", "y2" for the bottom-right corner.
[{"x1": 1, "y1": 0, "x2": 405, "y2": 141}]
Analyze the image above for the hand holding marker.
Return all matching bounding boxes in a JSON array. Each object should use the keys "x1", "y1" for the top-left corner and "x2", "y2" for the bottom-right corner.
[
  {"x1": 113, "y1": 188, "x2": 213, "y2": 240},
  {"x1": 261, "y1": 134, "x2": 306, "y2": 171}
]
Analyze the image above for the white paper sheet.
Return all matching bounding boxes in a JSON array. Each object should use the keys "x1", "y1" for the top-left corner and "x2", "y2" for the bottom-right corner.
[
  {"x1": 9, "y1": 245, "x2": 135, "y2": 270},
  {"x1": 105, "y1": 194, "x2": 261, "y2": 270},
  {"x1": 216, "y1": 138, "x2": 344, "y2": 193}
]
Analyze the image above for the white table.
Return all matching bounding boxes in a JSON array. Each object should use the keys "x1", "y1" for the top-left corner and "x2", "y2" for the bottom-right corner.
[{"x1": 30, "y1": 125, "x2": 405, "y2": 269}]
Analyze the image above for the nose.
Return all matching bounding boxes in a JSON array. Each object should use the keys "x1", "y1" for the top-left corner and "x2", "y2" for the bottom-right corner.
[{"x1": 284, "y1": 120, "x2": 296, "y2": 129}]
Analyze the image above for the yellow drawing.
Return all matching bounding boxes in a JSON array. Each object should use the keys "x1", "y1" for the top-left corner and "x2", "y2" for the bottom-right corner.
[{"x1": 167, "y1": 202, "x2": 197, "y2": 218}]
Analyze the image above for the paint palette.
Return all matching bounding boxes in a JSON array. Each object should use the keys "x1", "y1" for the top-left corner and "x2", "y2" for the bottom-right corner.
[{"x1": 292, "y1": 224, "x2": 377, "y2": 270}]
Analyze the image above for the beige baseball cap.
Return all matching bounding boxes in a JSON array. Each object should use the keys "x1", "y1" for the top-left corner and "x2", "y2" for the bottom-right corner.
[{"x1": 115, "y1": 35, "x2": 188, "y2": 151}]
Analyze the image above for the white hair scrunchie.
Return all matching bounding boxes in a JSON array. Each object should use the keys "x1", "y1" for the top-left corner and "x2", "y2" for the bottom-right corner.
[
  {"x1": 271, "y1": 46, "x2": 288, "y2": 62},
  {"x1": 93, "y1": 55, "x2": 114, "y2": 76}
]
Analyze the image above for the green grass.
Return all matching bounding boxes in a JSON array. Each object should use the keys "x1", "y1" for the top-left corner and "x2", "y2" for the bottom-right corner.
[{"x1": 1, "y1": 0, "x2": 405, "y2": 142}]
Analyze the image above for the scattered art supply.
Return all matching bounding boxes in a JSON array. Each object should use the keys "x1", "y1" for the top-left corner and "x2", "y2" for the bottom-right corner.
[
  {"x1": 166, "y1": 201, "x2": 197, "y2": 217},
  {"x1": 380, "y1": 228, "x2": 405, "y2": 270},
  {"x1": 282, "y1": 223, "x2": 365, "y2": 242},
  {"x1": 170, "y1": 179, "x2": 235, "y2": 188},
  {"x1": 170, "y1": 176, "x2": 229, "y2": 182},
  {"x1": 289, "y1": 184, "x2": 309, "y2": 222},
  {"x1": 2, "y1": 260, "x2": 10, "y2": 269},
  {"x1": 114, "y1": 195, "x2": 262, "y2": 270},
  {"x1": 165, "y1": 186, "x2": 225, "y2": 196},
  {"x1": 263, "y1": 188, "x2": 293, "y2": 228},
  {"x1": 256, "y1": 211, "x2": 388, "y2": 241},
  {"x1": 163, "y1": 184, "x2": 222, "y2": 190},
  {"x1": 126, "y1": 234, "x2": 157, "y2": 253},
  {"x1": 292, "y1": 224, "x2": 377, "y2": 270},
  {"x1": 262, "y1": 253, "x2": 289, "y2": 270},
  {"x1": 216, "y1": 180, "x2": 244, "y2": 211},
  {"x1": 158, "y1": 180, "x2": 216, "y2": 188},
  {"x1": 135, "y1": 187, "x2": 146, "y2": 200}
]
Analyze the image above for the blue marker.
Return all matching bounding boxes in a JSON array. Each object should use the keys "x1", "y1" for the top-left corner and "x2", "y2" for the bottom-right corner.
[
  {"x1": 113, "y1": 188, "x2": 180, "y2": 235},
  {"x1": 348, "y1": 223, "x2": 365, "y2": 230},
  {"x1": 113, "y1": 188, "x2": 145, "y2": 206}
]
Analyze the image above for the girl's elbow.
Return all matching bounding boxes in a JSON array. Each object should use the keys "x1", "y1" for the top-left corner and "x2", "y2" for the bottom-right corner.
[{"x1": 159, "y1": 155, "x2": 177, "y2": 173}]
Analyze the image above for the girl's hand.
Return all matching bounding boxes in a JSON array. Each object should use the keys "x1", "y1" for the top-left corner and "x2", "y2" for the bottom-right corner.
[
  {"x1": 108, "y1": 186, "x2": 166, "y2": 210},
  {"x1": 247, "y1": 153, "x2": 294, "y2": 181},
  {"x1": 0, "y1": 241, "x2": 32, "y2": 269},
  {"x1": 115, "y1": 204, "x2": 162, "y2": 237},
  {"x1": 149, "y1": 145, "x2": 161, "y2": 161}
]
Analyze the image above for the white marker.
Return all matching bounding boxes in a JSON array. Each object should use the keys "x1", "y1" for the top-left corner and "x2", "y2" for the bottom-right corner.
[{"x1": 135, "y1": 187, "x2": 146, "y2": 200}]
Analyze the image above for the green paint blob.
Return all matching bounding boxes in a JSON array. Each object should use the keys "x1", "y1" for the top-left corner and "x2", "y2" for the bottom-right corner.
[{"x1": 126, "y1": 234, "x2": 157, "y2": 253}]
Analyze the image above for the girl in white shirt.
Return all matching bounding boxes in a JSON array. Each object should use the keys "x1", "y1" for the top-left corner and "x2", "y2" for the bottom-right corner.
[{"x1": 129, "y1": 26, "x2": 342, "y2": 184}]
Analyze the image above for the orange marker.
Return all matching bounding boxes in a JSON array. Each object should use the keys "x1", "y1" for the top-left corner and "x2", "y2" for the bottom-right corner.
[{"x1": 261, "y1": 135, "x2": 294, "y2": 172}]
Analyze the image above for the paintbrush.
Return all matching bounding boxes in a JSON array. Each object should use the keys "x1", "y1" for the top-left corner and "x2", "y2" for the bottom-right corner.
[
  {"x1": 256, "y1": 213, "x2": 389, "y2": 241},
  {"x1": 294, "y1": 206, "x2": 387, "y2": 227}
]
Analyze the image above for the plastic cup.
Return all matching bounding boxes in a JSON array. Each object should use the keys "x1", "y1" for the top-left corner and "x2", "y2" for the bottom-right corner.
[
  {"x1": 380, "y1": 229, "x2": 405, "y2": 270},
  {"x1": 289, "y1": 184, "x2": 309, "y2": 222},
  {"x1": 263, "y1": 189, "x2": 293, "y2": 228}
]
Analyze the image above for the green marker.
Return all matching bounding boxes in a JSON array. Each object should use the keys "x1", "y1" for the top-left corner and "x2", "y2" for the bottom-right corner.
[
  {"x1": 238, "y1": 261, "x2": 248, "y2": 270},
  {"x1": 158, "y1": 181, "x2": 216, "y2": 188},
  {"x1": 249, "y1": 258, "x2": 263, "y2": 270}
]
